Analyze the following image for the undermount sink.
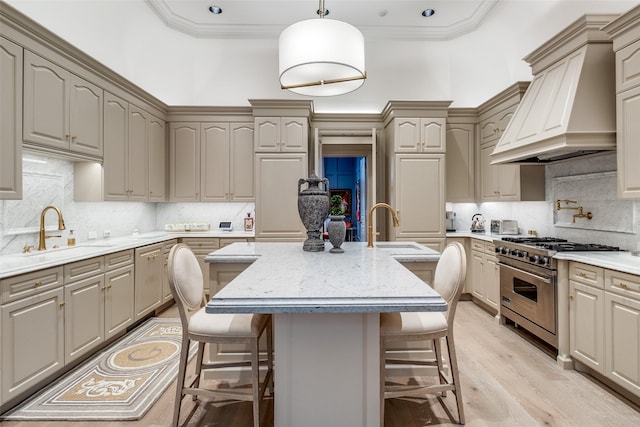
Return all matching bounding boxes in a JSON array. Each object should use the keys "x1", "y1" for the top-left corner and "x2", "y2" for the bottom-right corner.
[
  {"x1": 374, "y1": 242, "x2": 423, "y2": 250},
  {"x1": 19, "y1": 246, "x2": 87, "y2": 257}
]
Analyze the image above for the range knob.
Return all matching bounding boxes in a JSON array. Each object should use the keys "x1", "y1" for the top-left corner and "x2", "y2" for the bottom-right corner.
[
  {"x1": 510, "y1": 248, "x2": 519, "y2": 256},
  {"x1": 519, "y1": 250, "x2": 528, "y2": 258},
  {"x1": 539, "y1": 256, "x2": 550, "y2": 266},
  {"x1": 529, "y1": 254, "x2": 540, "y2": 263}
]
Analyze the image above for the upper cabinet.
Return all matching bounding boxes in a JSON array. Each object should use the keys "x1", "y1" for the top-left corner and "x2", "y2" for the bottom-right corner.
[
  {"x1": 23, "y1": 51, "x2": 103, "y2": 159},
  {"x1": 255, "y1": 117, "x2": 308, "y2": 152},
  {"x1": 603, "y1": 6, "x2": 640, "y2": 199},
  {"x1": 446, "y1": 110, "x2": 476, "y2": 202},
  {"x1": 0, "y1": 36, "x2": 22, "y2": 200},
  {"x1": 169, "y1": 121, "x2": 254, "y2": 202},
  {"x1": 392, "y1": 117, "x2": 446, "y2": 153},
  {"x1": 477, "y1": 82, "x2": 545, "y2": 202}
]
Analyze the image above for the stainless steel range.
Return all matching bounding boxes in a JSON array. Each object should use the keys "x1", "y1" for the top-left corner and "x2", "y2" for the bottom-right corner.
[{"x1": 495, "y1": 237, "x2": 620, "y2": 349}]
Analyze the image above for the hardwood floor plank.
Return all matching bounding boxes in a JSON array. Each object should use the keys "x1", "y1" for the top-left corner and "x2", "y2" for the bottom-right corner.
[{"x1": 2, "y1": 301, "x2": 639, "y2": 426}]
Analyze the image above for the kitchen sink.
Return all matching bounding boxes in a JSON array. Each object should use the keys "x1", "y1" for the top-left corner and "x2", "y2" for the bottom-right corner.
[{"x1": 374, "y1": 242, "x2": 423, "y2": 250}]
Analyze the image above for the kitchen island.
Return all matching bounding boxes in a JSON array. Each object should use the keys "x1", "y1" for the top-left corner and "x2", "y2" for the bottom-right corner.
[{"x1": 205, "y1": 241, "x2": 443, "y2": 427}]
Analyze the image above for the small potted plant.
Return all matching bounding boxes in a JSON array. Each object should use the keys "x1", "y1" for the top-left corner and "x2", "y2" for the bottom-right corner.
[{"x1": 328, "y1": 194, "x2": 346, "y2": 253}]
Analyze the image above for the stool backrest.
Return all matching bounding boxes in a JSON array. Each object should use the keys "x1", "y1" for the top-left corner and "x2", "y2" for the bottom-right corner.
[
  {"x1": 433, "y1": 242, "x2": 467, "y2": 322},
  {"x1": 168, "y1": 243, "x2": 206, "y2": 326}
]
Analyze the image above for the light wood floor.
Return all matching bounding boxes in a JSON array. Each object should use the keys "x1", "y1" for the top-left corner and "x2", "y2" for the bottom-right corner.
[{"x1": 3, "y1": 301, "x2": 640, "y2": 426}]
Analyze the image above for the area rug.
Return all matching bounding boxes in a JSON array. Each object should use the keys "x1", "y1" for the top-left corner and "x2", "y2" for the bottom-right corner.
[{"x1": 1, "y1": 317, "x2": 197, "y2": 421}]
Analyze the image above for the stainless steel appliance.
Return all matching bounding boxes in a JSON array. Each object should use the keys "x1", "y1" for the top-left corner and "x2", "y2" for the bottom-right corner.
[
  {"x1": 495, "y1": 237, "x2": 621, "y2": 349},
  {"x1": 470, "y1": 213, "x2": 485, "y2": 233},
  {"x1": 445, "y1": 211, "x2": 456, "y2": 232},
  {"x1": 490, "y1": 219, "x2": 519, "y2": 235}
]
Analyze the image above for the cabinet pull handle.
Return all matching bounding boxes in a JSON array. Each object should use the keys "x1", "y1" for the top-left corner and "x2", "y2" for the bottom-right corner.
[
  {"x1": 569, "y1": 294, "x2": 574, "y2": 300},
  {"x1": 65, "y1": 134, "x2": 70, "y2": 141},
  {"x1": 106, "y1": 285, "x2": 112, "y2": 289},
  {"x1": 619, "y1": 282, "x2": 628, "y2": 289},
  {"x1": 34, "y1": 280, "x2": 42, "y2": 287},
  {"x1": 59, "y1": 302, "x2": 65, "y2": 308},
  {"x1": 578, "y1": 272, "x2": 586, "y2": 278}
]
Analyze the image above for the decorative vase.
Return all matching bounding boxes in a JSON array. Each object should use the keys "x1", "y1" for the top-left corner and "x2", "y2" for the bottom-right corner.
[
  {"x1": 298, "y1": 173, "x2": 330, "y2": 252},
  {"x1": 327, "y1": 215, "x2": 346, "y2": 253}
]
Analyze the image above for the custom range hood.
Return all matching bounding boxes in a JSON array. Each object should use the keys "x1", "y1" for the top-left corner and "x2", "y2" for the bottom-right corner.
[{"x1": 491, "y1": 14, "x2": 618, "y2": 164}]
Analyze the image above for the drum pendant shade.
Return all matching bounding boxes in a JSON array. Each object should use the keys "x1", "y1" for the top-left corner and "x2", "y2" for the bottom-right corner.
[{"x1": 279, "y1": 18, "x2": 366, "y2": 96}]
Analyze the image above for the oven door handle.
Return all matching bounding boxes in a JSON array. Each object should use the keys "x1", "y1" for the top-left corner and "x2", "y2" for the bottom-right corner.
[{"x1": 497, "y1": 262, "x2": 552, "y2": 284}]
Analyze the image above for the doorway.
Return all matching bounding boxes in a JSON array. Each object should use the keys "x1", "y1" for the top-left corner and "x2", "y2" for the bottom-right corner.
[{"x1": 323, "y1": 156, "x2": 366, "y2": 241}]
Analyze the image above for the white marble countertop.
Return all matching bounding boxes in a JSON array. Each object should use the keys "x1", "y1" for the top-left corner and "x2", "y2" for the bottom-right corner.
[
  {"x1": 205, "y1": 241, "x2": 446, "y2": 314},
  {"x1": 0, "y1": 230, "x2": 254, "y2": 279},
  {"x1": 446, "y1": 231, "x2": 529, "y2": 241},
  {"x1": 554, "y1": 251, "x2": 640, "y2": 276}
]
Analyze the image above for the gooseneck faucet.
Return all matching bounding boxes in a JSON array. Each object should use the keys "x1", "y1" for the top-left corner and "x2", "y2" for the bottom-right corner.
[
  {"x1": 38, "y1": 205, "x2": 66, "y2": 251},
  {"x1": 367, "y1": 202, "x2": 400, "y2": 248}
]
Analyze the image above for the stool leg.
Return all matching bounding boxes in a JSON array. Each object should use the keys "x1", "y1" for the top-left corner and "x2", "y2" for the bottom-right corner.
[
  {"x1": 446, "y1": 335, "x2": 465, "y2": 424},
  {"x1": 173, "y1": 336, "x2": 191, "y2": 426}
]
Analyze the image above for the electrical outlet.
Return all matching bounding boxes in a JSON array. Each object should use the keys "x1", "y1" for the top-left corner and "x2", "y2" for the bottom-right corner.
[
  {"x1": 88, "y1": 231, "x2": 97, "y2": 240},
  {"x1": 103, "y1": 230, "x2": 111, "y2": 238}
]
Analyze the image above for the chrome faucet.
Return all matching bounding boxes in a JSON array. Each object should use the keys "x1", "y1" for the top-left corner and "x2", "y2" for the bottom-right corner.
[
  {"x1": 367, "y1": 202, "x2": 400, "y2": 248},
  {"x1": 38, "y1": 205, "x2": 66, "y2": 251}
]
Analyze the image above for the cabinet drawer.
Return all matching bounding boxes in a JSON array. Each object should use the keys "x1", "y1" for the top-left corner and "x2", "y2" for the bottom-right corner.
[
  {"x1": 485, "y1": 242, "x2": 495, "y2": 255},
  {"x1": 605, "y1": 269, "x2": 640, "y2": 298},
  {"x1": 471, "y1": 239, "x2": 485, "y2": 252},
  {"x1": 1, "y1": 267, "x2": 63, "y2": 304},
  {"x1": 105, "y1": 250, "x2": 134, "y2": 271},
  {"x1": 570, "y1": 262, "x2": 604, "y2": 289},
  {"x1": 181, "y1": 237, "x2": 220, "y2": 251},
  {"x1": 64, "y1": 256, "x2": 105, "y2": 284},
  {"x1": 163, "y1": 239, "x2": 178, "y2": 255},
  {"x1": 220, "y1": 238, "x2": 249, "y2": 248}
]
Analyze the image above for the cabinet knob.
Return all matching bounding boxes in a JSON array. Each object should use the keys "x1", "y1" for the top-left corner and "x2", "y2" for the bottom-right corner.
[
  {"x1": 34, "y1": 280, "x2": 42, "y2": 287},
  {"x1": 569, "y1": 294, "x2": 574, "y2": 300},
  {"x1": 619, "y1": 282, "x2": 628, "y2": 289},
  {"x1": 59, "y1": 302, "x2": 65, "y2": 308},
  {"x1": 578, "y1": 272, "x2": 586, "y2": 278}
]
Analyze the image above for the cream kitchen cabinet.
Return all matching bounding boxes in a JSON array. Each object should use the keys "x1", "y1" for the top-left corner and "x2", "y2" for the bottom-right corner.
[
  {"x1": 148, "y1": 115, "x2": 166, "y2": 202},
  {"x1": 104, "y1": 250, "x2": 135, "y2": 339},
  {"x1": 391, "y1": 154, "x2": 445, "y2": 247},
  {"x1": 391, "y1": 117, "x2": 446, "y2": 153},
  {"x1": 64, "y1": 256, "x2": 106, "y2": 364},
  {"x1": 23, "y1": 50, "x2": 103, "y2": 159},
  {"x1": 470, "y1": 239, "x2": 499, "y2": 313},
  {"x1": 604, "y1": 269, "x2": 640, "y2": 396},
  {"x1": 569, "y1": 262, "x2": 605, "y2": 374},
  {"x1": 446, "y1": 236, "x2": 471, "y2": 294},
  {"x1": 446, "y1": 120, "x2": 475, "y2": 202},
  {"x1": 254, "y1": 116, "x2": 308, "y2": 152},
  {"x1": 162, "y1": 239, "x2": 177, "y2": 304},
  {"x1": 169, "y1": 121, "x2": 254, "y2": 202},
  {"x1": 134, "y1": 242, "x2": 164, "y2": 320},
  {"x1": 0, "y1": 36, "x2": 22, "y2": 200},
  {"x1": 1, "y1": 267, "x2": 64, "y2": 409},
  {"x1": 255, "y1": 153, "x2": 307, "y2": 241}
]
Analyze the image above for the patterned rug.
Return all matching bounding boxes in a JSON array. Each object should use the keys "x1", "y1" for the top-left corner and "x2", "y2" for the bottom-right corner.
[{"x1": 1, "y1": 317, "x2": 196, "y2": 421}]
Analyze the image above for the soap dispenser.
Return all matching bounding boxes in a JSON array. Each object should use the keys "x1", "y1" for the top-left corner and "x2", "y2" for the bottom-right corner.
[{"x1": 67, "y1": 230, "x2": 76, "y2": 246}]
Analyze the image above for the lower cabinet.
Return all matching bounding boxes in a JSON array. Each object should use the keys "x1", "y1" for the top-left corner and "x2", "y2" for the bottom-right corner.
[
  {"x1": 469, "y1": 239, "x2": 499, "y2": 312},
  {"x1": 104, "y1": 251, "x2": 135, "y2": 340},
  {"x1": 180, "y1": 238, "x2": 220, "y2": 296},
  {"x1": 399, "y1": 261, "x2": 437, "y2": 286},
  {"x1": 161, "y1": 239, "x2": 177, "y2": 304},
  {"x1": 1, "y1": 267, "x2": 65, "y2": 410},
  {"x1": 446, "y1": 237, "x2": 471, "y2": 294},
  {"x1": 570, "y1": 262, "x2": 640, "y2": 399},
  {"x1": 134, "y1": 242, "x2": 165, "y2": 320}
]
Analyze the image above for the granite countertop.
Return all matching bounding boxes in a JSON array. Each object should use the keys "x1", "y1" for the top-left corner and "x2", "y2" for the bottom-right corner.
[
  {"x1": 0, "y1": 230, "x2": 254, "y2": 279},
  {"x1": 205, "y1": 241, "x2": 445, "y2": 314},
  {"x1": 554, "y1": 251, "x2": 640, "y2": 276}
]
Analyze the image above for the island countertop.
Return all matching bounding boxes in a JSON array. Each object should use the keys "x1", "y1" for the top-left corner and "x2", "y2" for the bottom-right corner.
[{"x1": 204, "y1": 241, "x2": 445, "y2": 314}]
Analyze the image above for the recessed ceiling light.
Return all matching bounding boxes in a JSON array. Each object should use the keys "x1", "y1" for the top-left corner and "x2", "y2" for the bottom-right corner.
[
  {"x1": 422, "y1": 9, "x2": 435, "y2": 17},
  {"x1": 317, "y1": 8, "x2": 330, "y2": 17},
  {"x1": 208, "y1": 6, "x2": 222, "y2": 14}
]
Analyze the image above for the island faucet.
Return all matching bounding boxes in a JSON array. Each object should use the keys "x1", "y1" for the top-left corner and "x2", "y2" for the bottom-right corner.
[
  {"x1": 38, "y1": 205, "x2": 66, "y2": 251},
  {"x1": 367, "y1": 202, "x2": 400, "y2": 248}
]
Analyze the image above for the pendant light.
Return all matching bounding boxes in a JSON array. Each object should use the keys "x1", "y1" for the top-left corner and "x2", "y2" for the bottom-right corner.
[{"x1": 279, "y1": 0, "x2": 366, "y2": 96}]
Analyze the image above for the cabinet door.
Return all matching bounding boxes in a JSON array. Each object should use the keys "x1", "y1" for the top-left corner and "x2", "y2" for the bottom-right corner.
[
  {"x1": 170, "y1": 122, "x2": 201, "y2": 201},
  {"x1": 1, "y1": 287, "x2": 64, "y2": 403},
  {"x1": 480, "y1": 144, "x2": 499, "y2": 201},
  {"x1": 616, "y1": 40, "x2": 640, "y2": 93},
  {"x1": 605, "y1": 291, "x2": 640, "y2": 395},
  {"x1": 105, "y1": 264, "x2": 134, "y2": 339},
  {"x1": 281, "y1": 117, "x2": 308, "y2": 152},
  {"x1": 201, "y1": 122, "x2": 229, "y2": 201},
  {"x1": 616, "y1": 87, "x2": 640, "y2": 198},
  {"x1": 393, "y1": 118, "x2": 420, "y2": 152},
  {"x1": 23, "y1": 51, "x2": 69, "y2": 150},
  {"x1": 420, "y1": 118, "x2": 446, "y2": 152},
  {"x1": 0, "y1": 37, "x2": 22, "y2": 200},
  {"x1": 64, "y1": 275, "x2": 105, "y2": 364},
  {"x1": 484, "y1": 254, "x2": 500, "y2": 310},
  {"x1": 393, "y1": 154, "x2": 445, "y2": 239},
  {"x1": 230, "y1": 123, "x2": 255, "y2": 201},
  {"x1": 255, "y1": 117, "x2": 280, "y2": 151},
  {"x1": 128, "y1": 105, "x2": 148, "y2": 200},
  {"x1": 446, "y1": 123, "x2": 474, "y2": 202},
  {"x1": 470, "y1": 250, "x2": 485, "y2": 299},
  {"x1": 134, "y1": 243, "x2": 164, "y2": 320},
  {"x1": 495, "y1": 163, "x2": 521, "y2": 200},
  {"x1": 69, "y1": 74, "x2": 103, "y2": 157},
  {"x1": 103, "y1": 91, "x2": 129, "y2": 201},
  {"x1": 255, "y1": 153, "x2": 307, "y2": 240},
  {"x1": 148, "y1": 115, "x2": 166, "y2": 201},
  {"x1": 570, "y1": 280, "x2": 605, "y2": 374},
  {"x1": 479, "y1": 117, "x2": 499, "y2": 146}
]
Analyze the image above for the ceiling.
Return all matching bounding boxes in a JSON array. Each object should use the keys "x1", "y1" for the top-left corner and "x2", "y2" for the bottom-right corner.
[{"x1": 146, "y1": 0, "x2": 498, "y2": 40}]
